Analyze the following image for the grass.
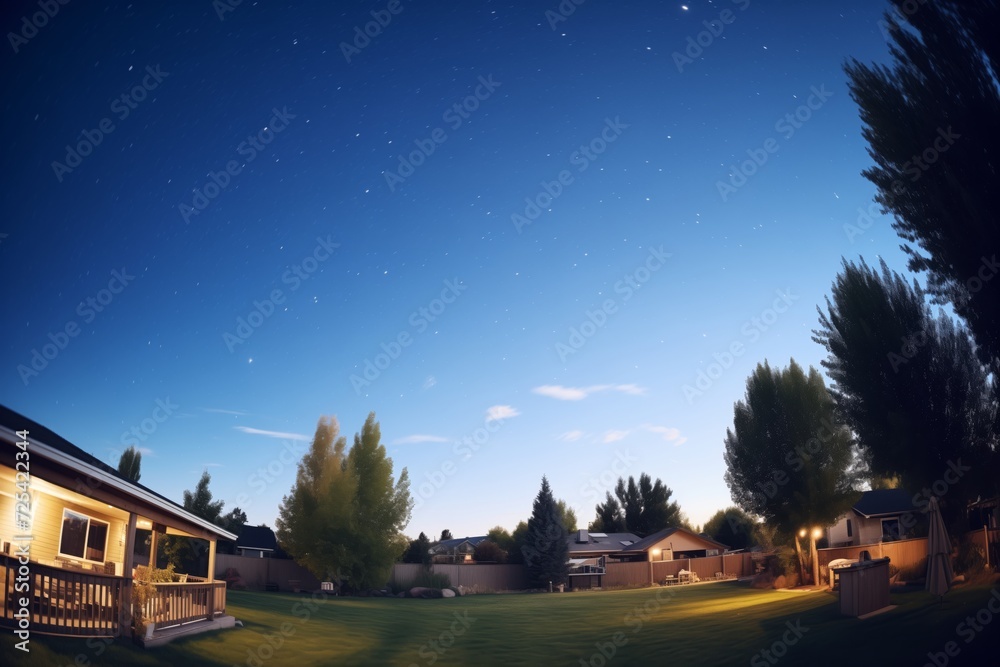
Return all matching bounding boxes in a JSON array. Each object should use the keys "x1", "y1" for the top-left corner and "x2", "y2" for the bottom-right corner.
[{"x1": 5, "y1": 580, "x2": 1000, "y2": 666}]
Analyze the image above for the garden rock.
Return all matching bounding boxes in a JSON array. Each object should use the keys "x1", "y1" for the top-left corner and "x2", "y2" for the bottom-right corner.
[
  {"x1": 409, "y1": 587, "x2": 444, "y2": 599},
  {"x1": 442, "y1": 588, "x2": 456, "y2": 598},
  {"x1": 773, "y1": 575, "x2": 787, "y2": 589}
]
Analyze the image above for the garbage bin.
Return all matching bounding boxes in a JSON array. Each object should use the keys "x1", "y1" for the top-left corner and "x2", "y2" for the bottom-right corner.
[{"x1": 838, "y1": 557, "x2": 890, "y2": 617}]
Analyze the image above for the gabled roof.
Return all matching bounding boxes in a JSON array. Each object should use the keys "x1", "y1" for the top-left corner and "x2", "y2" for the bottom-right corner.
[
  {"x1": 852, "y1": 489, "x2": 914, "y2": 518},
  {"x1": 236, "y1": 525, "x2": 278, "y2": 551},
  {"x1": 615, "y1": 526, "x2": 729, "y2": 554},
  {"x1": 430, "y1": 536, "x2": 488, "y2": 552},
  {"x1": 566, "y1": 531, "x2": 642, "y2": 555},
  {"x1": 0, "y1": 403, "x2": 236, "y2": 541}
]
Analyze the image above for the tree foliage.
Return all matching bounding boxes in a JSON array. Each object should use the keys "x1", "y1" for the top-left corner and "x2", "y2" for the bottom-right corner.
[
  {"x1": 724, "y1": 359, "x2": 859, "y2": 541},
  {"x1": 555, "y1": 500, "x2": 578, "y2": 533},
  {"x1": 276, "y1": 413, "x2": 412, "y2": 591},
  {"x1": 844, "y1": 0, "x2": 1000, "y2": 375},
  {"x1": 439, "y1": 529, "x2": 453, "y2": 541},
  {"x1": 522, "y1": 477, "x2": 568, "y2": 587},
  {"x1": 813, "y1": 258, "x2": 996, "y2": 527},
  {"x1": 589, "y1": 474, "x2": 681, "y2": 536},
  {"x1": 184, "y1": 471, "x2": 225, "y2": 525},
  {"x1": 472, "y1": 540, "x2": 507, "y2": 564},
  {"x1": 117, "y1": 445, "x2": 142, "y2": 482},
  {"x1": 402, "y1": 532, "x2": 432, "y2": 565},
  {"x1": 702, "y1": 507, "x2": 758, "y2": 551}
]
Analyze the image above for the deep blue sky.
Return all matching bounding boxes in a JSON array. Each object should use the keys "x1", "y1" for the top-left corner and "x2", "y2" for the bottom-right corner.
[{"x1": 1, "y1": 0, "x2": 910, "y2": 539}]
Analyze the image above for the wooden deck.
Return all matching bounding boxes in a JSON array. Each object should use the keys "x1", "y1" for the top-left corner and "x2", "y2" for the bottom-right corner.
[{"x1": 0, "y1": 553, "x2": 226, "y2": 638}]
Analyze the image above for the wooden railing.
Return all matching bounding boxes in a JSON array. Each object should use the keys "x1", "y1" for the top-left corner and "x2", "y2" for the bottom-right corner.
[
  {"x1": 144, "y1": 580, "x2": 226, "y2": 630},
  {"x1": 0, "y1": 553, "x2": 124, "y2": 637}
]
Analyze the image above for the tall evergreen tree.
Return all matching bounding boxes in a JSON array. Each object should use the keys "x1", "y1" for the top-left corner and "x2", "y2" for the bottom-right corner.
[
  {"x1": 184, "y1": 471, "x2": 225, "y2": 524},
  {"x1": 590, "y1": 492, "x2": 625, "y2": 533},
  {"x1": 813, "y1": 258, "x2": 997, "y2": 528},
  {"x1": 523, "y1": 477, "x2": 568, "y2": 588},
  {"x1": 845, "y1": 0, "x2": 1000, "y2": 375},
  {"x1": 117, "y1": 445, "x2": 142, "y2": 482}
]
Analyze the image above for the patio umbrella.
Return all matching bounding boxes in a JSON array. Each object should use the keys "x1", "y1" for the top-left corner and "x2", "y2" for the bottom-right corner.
[{"x1": 925, "y1": 496, "x2": 953, "y2": 598}]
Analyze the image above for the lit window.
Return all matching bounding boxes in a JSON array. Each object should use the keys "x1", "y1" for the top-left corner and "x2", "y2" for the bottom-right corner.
[{"x1": 58, "y1": 509, "x2": 109, "y2": 563}]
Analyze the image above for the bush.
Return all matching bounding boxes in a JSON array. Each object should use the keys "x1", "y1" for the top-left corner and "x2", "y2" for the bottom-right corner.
[
  {"x1": 132, "y1": 564, "x2": 176, "y2": 636},
  {"x1": 898, "y1": 557, "x2": 927, "y2": 583},
  {"x1": 955, "y1": 541, "x2": 987, "y2": 575},
  {"x1": 410, "y1": 569, "x2": 451, "y2": 590}
]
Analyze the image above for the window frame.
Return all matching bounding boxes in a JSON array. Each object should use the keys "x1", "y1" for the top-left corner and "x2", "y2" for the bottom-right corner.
[{"x1": 57, "y1": 508, "x2": 110, "y2": 564}]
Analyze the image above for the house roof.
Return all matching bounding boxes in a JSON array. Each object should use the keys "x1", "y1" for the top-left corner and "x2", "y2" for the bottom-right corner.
[
  {"x1": 615, "y1": 526, "x2": 729, "y2": 554},
  {"x1": 0, "y1": 403, "x2": 236, "y2": 541},
  {"x1": 236, "y1": 525, "x2": 278, "y2": 551},
  {"x1": 430, "y1": 536, "x2": 488, "y2": 552},
  {"x1": 566, "y1": 531, "x2": 642, "y2": 555},
  {"x1": 852, "y1": 489, "x2": 914, "y2": 518}
]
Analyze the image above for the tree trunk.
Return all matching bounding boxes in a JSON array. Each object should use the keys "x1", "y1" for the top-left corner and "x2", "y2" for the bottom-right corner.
[
  {"x1": 810, "y1": 534, "x2": 820, "y2": 588},
  {"x1": 793, "y1": 535, "x2": 808, "y2": 584}
]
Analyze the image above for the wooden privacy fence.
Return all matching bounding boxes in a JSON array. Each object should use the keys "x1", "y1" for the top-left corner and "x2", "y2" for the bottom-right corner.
[
  {"x1": 964, "y1": 527, "x2": 999, "y2": 569},
  {"x1": 215, "y1": 555, "x2": 320, "y2": 592},
  {"x1": 817, "y1": 537, "x2": 928, "y2": 571},
  {"x1": 391, "y1": 563, "x2": 528, "y2": 591}
]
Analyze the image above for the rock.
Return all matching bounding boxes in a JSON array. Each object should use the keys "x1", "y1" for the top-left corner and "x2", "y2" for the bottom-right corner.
[
  {"x1": 442, "y1": 588, "x2": 456, "y2": 598},
  {"x1": 448, "y1": 586, "x2": 464, "y2": 597},
  {"x1": 409, "y1": 587, "x2": 444, "y2": 599},
  {"x1": 773, "y1": 575, "x2": 787, "y2": 589}
]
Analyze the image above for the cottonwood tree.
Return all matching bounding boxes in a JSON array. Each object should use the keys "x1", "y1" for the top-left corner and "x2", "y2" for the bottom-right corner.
[
  {"x1": 117, "y1": 446, "x2": 142, "y2": 482},
  {"x1": 845, "y1": 0, "x2": 1000, "y2": 375},
  {"x1": 276, "y1": 413, "x2": 413, "y2": 591},
  {"x1": 522, "y1": 477, "x2": 568, "y2": 588},
  {"x1": 724, "y1": 360, "x2": 858, "y2": 583},
  {"x1": 813, "y1": 258, "x2": 996, "y2": 529}
]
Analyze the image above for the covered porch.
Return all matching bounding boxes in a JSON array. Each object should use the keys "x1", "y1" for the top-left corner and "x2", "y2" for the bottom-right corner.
[{"x1": 0, "y1": 411, "x2": 237, "y2": 643}]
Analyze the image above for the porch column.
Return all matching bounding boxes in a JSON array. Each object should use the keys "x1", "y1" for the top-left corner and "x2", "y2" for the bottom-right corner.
[
  {"x1": 206, "y1": 539, "x2": 217, "y2": 620},
  {"x1": 148, "y1": 528, "x2": 159, "y2": 569},
  {"x1": 119, "y1": 512, "x2": 138, "y2": 636}
]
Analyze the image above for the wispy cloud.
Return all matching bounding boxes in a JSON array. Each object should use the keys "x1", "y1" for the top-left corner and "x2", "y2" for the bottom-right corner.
[
  {"x1": 234, "y1": 426, "x2": 309, "y2": 441},
  {"x1": 203, "y1": 408, "x2": 250, "y2": 416},
  {"x1": 532, "y1": 384, "x2": 647, "y2": 401},
  {"x1": 393, "y1": 434, "x2": 450, "y2": 444},
  {"x1": 486, "y1": 405, "x2": 520, "y2": 421},
  {"x1": 557, "y1": 430, "x2": 585, "y2": 442},
  {"x1": 603, "y1": 430, "x2": 630, "y2": 443},
  {"x1": 644, "y1": 425, "x2": 687, "y2": 446}
]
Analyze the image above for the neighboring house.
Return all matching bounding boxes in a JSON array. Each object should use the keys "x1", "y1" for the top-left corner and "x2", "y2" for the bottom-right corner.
[
  {"x1": 236, "y1": 525, "x2": 278, "y2": 558},
  {"x1": 614, "y1": 526, "x2": 729, "y2": 562},
  {"x1": 567, "y1": 529, "x2": 642, "y2": 560},
  {"x1": 429, "y1": 536, "x2": 488, "y2": 563},
  {"x1": 0, "y1": 404, "x2": 237, "y2": 645},
  {"x1": 825, "y1": 489, "x2": 916, "y2": 547}
]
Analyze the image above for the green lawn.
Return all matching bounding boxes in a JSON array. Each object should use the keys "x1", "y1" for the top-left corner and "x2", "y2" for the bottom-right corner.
[{"x1": 5, "y1": 581, "x2": 1000, "y2": 666}]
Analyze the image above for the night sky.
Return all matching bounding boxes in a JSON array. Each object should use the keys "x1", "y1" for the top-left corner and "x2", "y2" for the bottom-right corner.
[{"x1": 1, "y1": 0, "x2": 911, "y2": 539}]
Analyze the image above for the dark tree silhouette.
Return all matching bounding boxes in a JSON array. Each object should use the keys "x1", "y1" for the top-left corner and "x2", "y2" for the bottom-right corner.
[
  {"x1": 522, "y1": 477, "x2": 568, "y2": 588},
  {"x1": 117, "y1": 446, "x2": 142, "y2": 482}
]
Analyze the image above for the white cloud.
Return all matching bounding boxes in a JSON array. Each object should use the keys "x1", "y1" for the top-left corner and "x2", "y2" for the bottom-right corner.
[
  {"x1": 234, "y1": 426, "x2": 310, "y2": 441},
  {"x1": 603, "y1": 430, "x2": 630, "y2": 443},
  {"x1": 532, "y1": 384, "x2": 647, "y2": 401},
  {"x1": 557, "y1": 430, "x2": 585, "y2": 442},
  {"x1": 203, "y1": 408, "x2": 249, "y2": 416},
  {"x1": 644, "y1": 425, "x2": 687, "y2": 446},
  {"x1": 486, "y1": 405, "x2": 520, "y2": 421},
  {"x1": 393, "y1": 434, "x2": 450, "y2": 444}
]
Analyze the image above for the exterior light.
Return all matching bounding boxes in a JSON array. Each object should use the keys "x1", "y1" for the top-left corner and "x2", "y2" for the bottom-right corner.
[
  {"x1": 799, "y1": 529, "x2": 807, "y2": 538},
  {"x1": 812, "y1": 528, "x2": 823, "y2": 539}
]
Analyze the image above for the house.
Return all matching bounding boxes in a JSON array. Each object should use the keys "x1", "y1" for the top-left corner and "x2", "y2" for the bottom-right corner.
[
  {"x1": 566, "y1": 529, "x2": 642, "y2": 589},
  {"x1": 614, "y1": 526, "x2": 729, "y2": 562},
  {"x1": 428, "y1": 536, "x2": 488, "y2": 563},
  {"x1": 236, "y1": 525, "x2": 278, "y2": 558},
  {"x1": 825, "y1": 489, "x2": 916, "y2": 547},
  {"x1": 0, "y1": 404, "x2": 237, "y2": 645}
]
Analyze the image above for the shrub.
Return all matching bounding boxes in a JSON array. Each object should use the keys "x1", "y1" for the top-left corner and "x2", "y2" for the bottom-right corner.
[
  {"x1": 955, "y1": 541, "x2": 986, "y2": 575},
  {"x1": 132, "y1": 564, "x2": 176, "y2": 636},
  {"x1": 410, "y1": 569, "x2": 451, "y2": 590},
  {"x1": 898, "y1": 557, "x2": 927, "y2": 583}
]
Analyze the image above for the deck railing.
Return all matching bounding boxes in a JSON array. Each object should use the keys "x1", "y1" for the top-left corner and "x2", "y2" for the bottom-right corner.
[
  {"x1": 0, "y1": 553, "x2": 124, "y2": 637},
  {"x1": 1, "y1": 554, "x2": 227, "y2": 637},
  {"x1": 144, "y1": 580, "x2": 227, "y2": 630}
]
